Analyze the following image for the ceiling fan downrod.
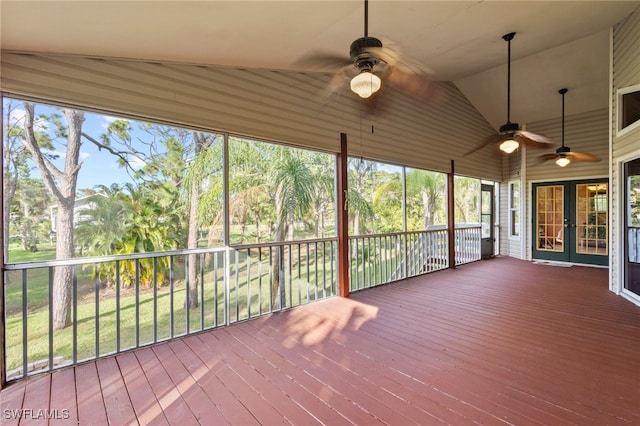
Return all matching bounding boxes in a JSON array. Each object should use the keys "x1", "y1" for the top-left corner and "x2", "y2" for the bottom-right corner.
[{"x1": 503, "y1": 32, "x2": 516, "y2": 125}]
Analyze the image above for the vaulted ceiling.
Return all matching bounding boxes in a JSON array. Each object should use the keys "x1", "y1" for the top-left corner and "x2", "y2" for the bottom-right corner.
[{"x1": 2, "y1": 1, "x2": 639, "y2": 130}]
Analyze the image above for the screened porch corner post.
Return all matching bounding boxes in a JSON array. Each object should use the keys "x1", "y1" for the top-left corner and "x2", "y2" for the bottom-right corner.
[
  {"x1": 337, "y1": 133, "x2": 350, "y2": 298},
  {"x1": 0, "y1": 274, "x2": 4, "y2": 390},
  {"x1": 0, "y1": 94, "x2": 4, "y2": 389},
  {"x1": 448, "y1": 160, "x2": 456, "y2": 269}
]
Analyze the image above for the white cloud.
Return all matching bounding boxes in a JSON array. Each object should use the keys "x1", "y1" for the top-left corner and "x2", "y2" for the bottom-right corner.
[
  {"x1": 80, "y1": 151, "x2": 90, "y2": 160},
  {"x1": 128, "y1": 156, "x2": 147, "y2": 170}
]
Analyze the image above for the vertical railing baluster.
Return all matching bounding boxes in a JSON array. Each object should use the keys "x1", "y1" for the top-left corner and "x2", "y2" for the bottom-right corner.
[
  {"x1": 214, "y1": 253, "x2": 219, "y2": 327},
  {"x1": 234, "y1": 250, "x2": 240, "y2": 322},
  {"x1": 268, "y1": 247, "x2": 273, "y2": 313},
  {"x1": 116, "y1": 261, "x2": 121, "y2": 352},
  {"x1": 153, "y1": 258, "x2": 158, "y2": 343},
  {"x1": 297, "y1": 243, "x2": 302, "y2": 306},
  {"x1": 72, "y1": 266, "x2": 78, "y2": 364},
  {"x1": 258, "y1": 247, "x2": 263, "y2": 315},
  {"x1": 331, "y1": 240, "x2": 336, "y2": 296},
  {"x1": 169, "y1": 256, "x2": 174, "y2": 338},
  {"x1": 135, "y1": 260, "x2": 140, "y2": 347},
  {"x1": 305, "y1": 243, "x2": 310, "y2": 303},
  {"x1": 246, "y1": 249, "x2": 251, "y2": 319},
  {"x1": 21, "y1": 269, "x2": 27, "y2": 379},
  {"x1": 48, "y1": 267, "x2": 53, "y2": 372},
  {"x1": 94, "y1": 263, "x2": 100, "y2": 358},
  {"x1": 200, "y1": 253, "x2": 205, "y2": 329},
  {"x1": 185, "y1": 256, "x2": 190, "y2": 333},
  {"x1": 288, "y1": 244, "x2": 293, "y2": 308}
]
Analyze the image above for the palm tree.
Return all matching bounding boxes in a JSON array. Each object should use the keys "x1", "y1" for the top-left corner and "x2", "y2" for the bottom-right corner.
[
  {"x1": 406, "y1": 169, "x2": 446, "y2": 229},
  {"x1": 270, "y1": 148, "x2": 315, "y2": 307},
  {"x1": 348, "y1": 158, "x2": 377, "y2": 235}
]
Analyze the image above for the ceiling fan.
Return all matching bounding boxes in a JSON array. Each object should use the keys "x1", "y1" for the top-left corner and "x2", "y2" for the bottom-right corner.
[
  {"x1": 538, "y1": 88, "x2": 600, "y2": 167},
  {"x1": 465, "y1": 32, "x2": 555, "y2": 156},
  {"x1": 295, "y1": 0, "x2": 438, "y2": 104}
]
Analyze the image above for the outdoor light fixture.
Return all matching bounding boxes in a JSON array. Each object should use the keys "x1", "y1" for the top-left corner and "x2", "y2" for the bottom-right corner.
[
  {"x1": 350, "y1": 71, "x2": 381, "y2": 98},
  {"x1": 499, "y1": 139, "x2": 519, "y2": 154},
  {"x1": 556, "y1": 156, "x2": 570, "y2": 167}
]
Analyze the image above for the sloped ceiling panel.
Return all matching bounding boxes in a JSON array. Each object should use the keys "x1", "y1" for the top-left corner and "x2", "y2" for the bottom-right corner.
[{"x1": 1, "y1": 52, "x2": 502, "y2": 180}]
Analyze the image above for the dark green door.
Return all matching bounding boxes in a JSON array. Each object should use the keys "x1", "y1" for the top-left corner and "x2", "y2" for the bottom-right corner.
[{"x1": 532, "y1": 179, "x2": 608, "y2": 266}]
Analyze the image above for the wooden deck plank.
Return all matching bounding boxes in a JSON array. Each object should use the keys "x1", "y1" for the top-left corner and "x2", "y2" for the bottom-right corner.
[
  {"x1": 0, "y1": 378, "x2": 26, "y2": 426},
  {"x1": 75, "y1": 362, "x2": 109, "y2": 425},
  {"x1": 214, "y1": 326, "x2": 355, "y2": 425},
  {"x1": 152, "y1": 341, "x2": 228, "y2": 424},
  {"x1": 116, "y1": 351, "x2": 169, "y2": 426},
  {"x1": 1, "y1": 257, "x2": 638, "y2": 426},
  {"x1": 49, "y1": 367, "x2": 78, "y2": 425},
  {"x1": 182, "y1": 334, "x2": 261, "y2": 426},
  {"x1": 134, "y1": 347, "x2": 200, "y2": 425},
  {"x1": 20, "y1": 373, "x2": 50, "y2": 426},
  {"x1": 95, "y1": 356, "x2": 137, "y2": 425}
]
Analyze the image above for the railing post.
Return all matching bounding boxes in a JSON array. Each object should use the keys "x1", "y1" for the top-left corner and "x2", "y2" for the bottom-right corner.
[
  {"x1": 337, "y1": 133, "x2": 350, "y2": 297},
  {"x1": 448, "y1": 160, "x2": 456, "y2": 269}
]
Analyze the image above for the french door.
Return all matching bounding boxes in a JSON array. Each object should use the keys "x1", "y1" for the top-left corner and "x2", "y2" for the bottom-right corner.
[
  {"x1": 532, "y1": 179, "x2": 608, "y2": 266},
  {"x1": 624, "y1": 158, "x2": 640, "y2": 296}
]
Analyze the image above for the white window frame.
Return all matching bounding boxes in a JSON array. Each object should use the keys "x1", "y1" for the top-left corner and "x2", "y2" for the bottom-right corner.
[
  {"x1": 508, "y1": 180, "x2": 521, "y2": 240},
  {"x1": 616, "y1": 84, "x2": 640, "y2": 138}
]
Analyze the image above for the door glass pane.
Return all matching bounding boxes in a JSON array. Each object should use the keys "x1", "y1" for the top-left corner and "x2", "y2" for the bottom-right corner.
[
  {"x1": 576, "y1": 183, "x2": 608, "y2": 255},
  {"x1": 537, "y1": 186, "x2": 564, "y2": 252},
  {"x1": 481, "y1": 189, "x2": 491, "y2": 238}
]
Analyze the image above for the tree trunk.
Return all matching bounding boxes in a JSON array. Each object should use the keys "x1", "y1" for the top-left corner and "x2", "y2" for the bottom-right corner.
[
  {"x1": 186, "y1": 175, "x2": 200, "y2": 309},
  {"x1": 53, "y1": 203, "x2": 75, "y2": 330},
  {"x1": 22, "y1": 105, "x2": 83, "y2": 330},
  {"x1": 272, "y1": 188, "x2": 287, "y2": 308}
]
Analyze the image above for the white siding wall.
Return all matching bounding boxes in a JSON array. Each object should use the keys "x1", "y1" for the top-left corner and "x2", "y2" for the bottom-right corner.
[
  {"x1": 526, "y1": 109, "x2": 610, "y2": 182},
  {"x1": 0, "y1": 52, "x2": 501, "y2": 181},
  {"x1": 517, "y1": 109, "x2": 610, "y2": 263},
  {"x1": 499, "y1": 151, "x2": 524, "y2": 259},
  {"x1": 611, "y1": 8, "x2": 640, "y2": 296}
]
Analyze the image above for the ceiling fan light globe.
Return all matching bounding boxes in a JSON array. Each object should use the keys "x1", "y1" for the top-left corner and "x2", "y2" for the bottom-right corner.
[
  {"x1": 556, "y1": 156, "x2": 571, "y2": 167},
  {"x1": 499, "y1": 139, "x2": 519, "y2": 154},
  {"x1": 351, "y1": 71, "x2": 381, "y2": 98}
]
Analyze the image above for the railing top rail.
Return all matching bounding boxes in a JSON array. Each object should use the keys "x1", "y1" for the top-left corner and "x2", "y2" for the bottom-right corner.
[
  {"x1": 230, "y1": 237, "x2": 338, "y2": 250},
  {"x1": 3, "y1": 246, "x2": 228, "y2": 270},
  {"x1": 3, "y1": 237, "x2": 341, "y2": 271},
  {"x1": 349, "y1": 229, "x2": 448, "y2": 240}
]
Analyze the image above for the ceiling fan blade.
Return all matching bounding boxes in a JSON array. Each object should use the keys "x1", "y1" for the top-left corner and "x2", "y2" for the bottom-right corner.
[
  {"x1": 385, "y1": 65, "x2": 442, "y2": 102},
  {"x1": 464, "y1": 133, "x2": 509, "y2": 156},
  {"x1": 324, "y1": 64, "x2": 358, "y2": 98},
  {"x1": 514, "y1": 130, "x2": 555, "y2": 148},
  {"x1": 292, "y1": 51, "x2": 352, "y2": 72},
  {"x1": 566, "y1": 151, "x2": 600, "y2": 162},
  {"x1": 538, "y1": 153, "x2": 560, "y2": 162}
]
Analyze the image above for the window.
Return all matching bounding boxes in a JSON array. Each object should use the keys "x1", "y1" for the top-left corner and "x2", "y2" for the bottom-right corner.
[
  {"x1": 617, "y1": 85, "x2": 640, "y2": 136},
  {"x1": 509, "y1": 181, "x2": 520, "y2": 239}
]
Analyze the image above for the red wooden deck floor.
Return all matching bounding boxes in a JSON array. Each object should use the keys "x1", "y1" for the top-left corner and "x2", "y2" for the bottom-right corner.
[{"x1": 2, "y1": 257, "x2": 639, "y2": 425}]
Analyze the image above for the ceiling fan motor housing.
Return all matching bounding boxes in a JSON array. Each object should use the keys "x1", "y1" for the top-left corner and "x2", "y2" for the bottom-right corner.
[
  {"x1": 350, "y1": 36, "x2": 383, "y2": 64},
  {"x1": 557, "y1": 145, "x2": 571, "y2": 154},
  {"x1": 499, "y1": 122, "x2": 519, "y2": 134}
]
